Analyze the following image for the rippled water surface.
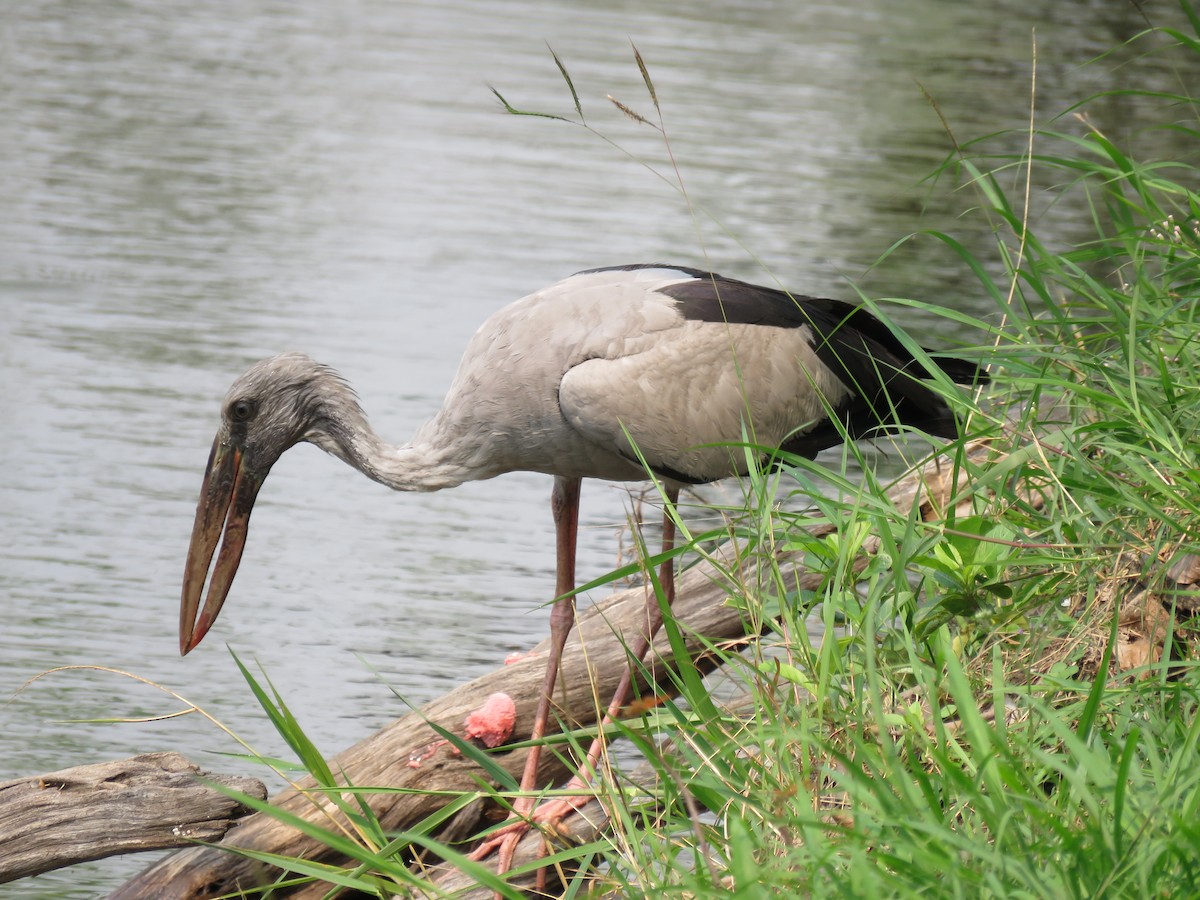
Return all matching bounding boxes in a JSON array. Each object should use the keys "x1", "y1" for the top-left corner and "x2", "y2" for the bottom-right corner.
[{"x1": 2, "y1": 0, "x2": 1196, "y2": 894}]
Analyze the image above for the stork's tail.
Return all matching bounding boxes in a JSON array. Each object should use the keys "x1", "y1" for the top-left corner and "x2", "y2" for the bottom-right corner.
[{"x1": 923, "y1": 352, "x2": 989, "y2": 386}]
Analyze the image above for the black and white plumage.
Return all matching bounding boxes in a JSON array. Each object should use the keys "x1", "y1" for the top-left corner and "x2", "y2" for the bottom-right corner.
[
  {"x1": 419, "y1": 264, "x2": 978, "y2": 485},
  {"x1": 178, "y1": 263, "x2": 984, "y2": 866}
]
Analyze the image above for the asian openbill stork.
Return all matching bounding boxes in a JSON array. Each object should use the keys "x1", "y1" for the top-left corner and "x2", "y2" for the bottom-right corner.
[{"x1": 178, "y1": 263, "x2": 985, "y2": 876}]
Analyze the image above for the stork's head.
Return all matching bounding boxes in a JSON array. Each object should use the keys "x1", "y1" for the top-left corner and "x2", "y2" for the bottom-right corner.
[{"x1": 178, "y1": 352, "x2": 353, "y2": 655}]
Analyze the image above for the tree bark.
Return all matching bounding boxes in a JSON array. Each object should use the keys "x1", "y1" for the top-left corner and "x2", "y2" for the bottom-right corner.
[{"x1": 0, "y1": 752, "x2": 265, "y2": 884}]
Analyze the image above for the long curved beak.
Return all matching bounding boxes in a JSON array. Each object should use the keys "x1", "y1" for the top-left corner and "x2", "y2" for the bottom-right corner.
[{"x1": 179, "y1": 436, "x2": 264, "y2": 655}]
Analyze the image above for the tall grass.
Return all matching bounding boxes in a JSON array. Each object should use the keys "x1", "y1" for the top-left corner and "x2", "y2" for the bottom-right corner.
[
  {"x1": 592, "y1": 9, "x2": 1200, "y2": 897},
  {"x1": 202, "y1": 6, "x2": 1200, "y2": 897}
]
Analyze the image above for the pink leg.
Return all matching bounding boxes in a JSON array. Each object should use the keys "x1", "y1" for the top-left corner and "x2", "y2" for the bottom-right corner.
[
  {"x1": 469, "y1": 475, "x2": 581, "y2": 871},
  {"x1": 527, "y1": 487, "x2": 680, "y2": 893},
  {"x1": 470, "y1": 484, "x2": 681, "y2": 891}
]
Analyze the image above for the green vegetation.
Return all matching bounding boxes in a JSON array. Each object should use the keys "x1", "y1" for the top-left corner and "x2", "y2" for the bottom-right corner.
[{"x1": 203, "y1": 6, "x2": 1200, "y2": 897}]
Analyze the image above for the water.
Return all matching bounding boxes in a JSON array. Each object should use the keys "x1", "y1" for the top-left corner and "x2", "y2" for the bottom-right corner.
[{"x1": 2, "y1": 0, "x2": 1195, "y2": 894}]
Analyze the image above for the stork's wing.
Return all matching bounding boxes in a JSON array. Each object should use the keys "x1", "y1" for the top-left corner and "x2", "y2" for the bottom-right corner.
[
  {"x1": 557, "y1": 273, "x2": 980, "y2": 483},
  {"x1": 557, "y1": 318, "x2": 853, "y2": 484}
]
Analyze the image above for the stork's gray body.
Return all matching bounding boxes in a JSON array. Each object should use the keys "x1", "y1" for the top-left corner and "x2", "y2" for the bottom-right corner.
[
  {"x1": 414, "y1": 265, "x2": 847, "y2": 486},
  {"x1": 278, "y1": 263, "x2": 971, "y2": 497}
]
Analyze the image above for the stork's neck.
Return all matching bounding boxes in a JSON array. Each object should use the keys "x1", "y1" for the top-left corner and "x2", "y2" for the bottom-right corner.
[{"x1": 308, "y1": 406, "x2": 480, "y2": 494}]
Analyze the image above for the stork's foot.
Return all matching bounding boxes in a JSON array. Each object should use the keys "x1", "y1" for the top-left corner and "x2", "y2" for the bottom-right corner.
[
  {"x1": 528, "y1": 791, "x2": 596, "y2": 837},
  {"x1": 466, "y1": 816, "x2": 526, "y2": 873},
  {"x1": 467, "y1": 790, "x2": 596, "y2": 891}
]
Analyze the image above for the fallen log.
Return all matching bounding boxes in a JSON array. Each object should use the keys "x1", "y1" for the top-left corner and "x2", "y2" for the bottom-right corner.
[
  {"x1": 108, "y1": 543, "x2": 769, "y2": 899},
  {"x1": 108, "y1": 443, "x2": 988, "y2": 899},
  {"x1": 0, "y1": 752, "x2": 265, "y2": 884}
]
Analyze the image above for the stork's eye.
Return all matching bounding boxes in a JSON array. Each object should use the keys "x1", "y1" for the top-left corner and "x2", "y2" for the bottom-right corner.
[{"x1": 229, "y1": 399, "x2": 256, "y2": 423}]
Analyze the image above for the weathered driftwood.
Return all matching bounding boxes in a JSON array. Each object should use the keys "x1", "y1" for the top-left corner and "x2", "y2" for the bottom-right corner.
[
  {"x1": 0, "y1": 752, "x2": 265, "y2": 884},
  {"x1": 108, "y1": 544, "x2": 771, "y2": 899},
  {"x1": 108, "y1": 444, "x2": 986, "y2": 899}
]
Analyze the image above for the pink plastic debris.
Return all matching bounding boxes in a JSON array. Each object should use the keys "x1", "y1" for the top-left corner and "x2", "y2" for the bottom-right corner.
[{"x1": 463, "y1": 691, "x2": 517, "y2": 748}]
